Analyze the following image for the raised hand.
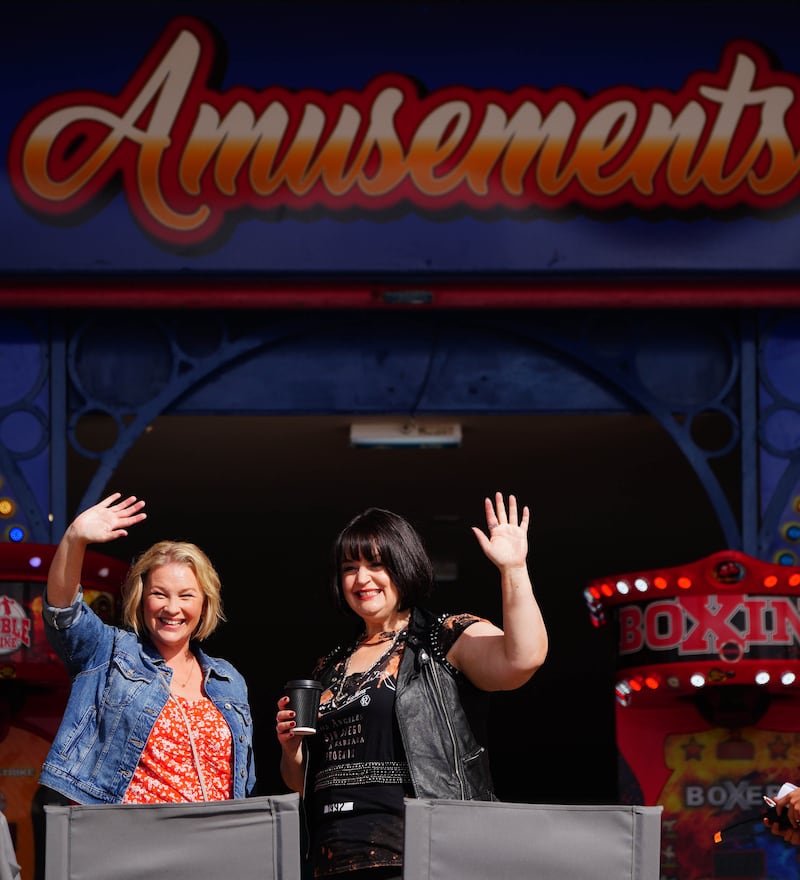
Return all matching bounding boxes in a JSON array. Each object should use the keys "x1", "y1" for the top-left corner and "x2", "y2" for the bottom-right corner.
[
  {"x1": 47, "y1": 493, "x2": 147, "y2": 608},
  {"x1": 449, "y1": 491, "x2": 545, "y2": 691},
  {"x1": 471, "y1": 492, "x2": 529, "y2": 570},
  {"x1": 69, "y1": 493, "x2": 147, "y2": 545}
]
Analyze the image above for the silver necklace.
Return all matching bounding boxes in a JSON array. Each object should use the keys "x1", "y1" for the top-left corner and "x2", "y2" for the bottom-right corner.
[{"x1": 334, "y1": 626, "x2": 407, "y2": 706}]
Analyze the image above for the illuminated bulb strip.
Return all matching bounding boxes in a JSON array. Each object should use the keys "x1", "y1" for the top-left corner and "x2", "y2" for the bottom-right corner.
[
  {"x1": 588, "y1": 572, "x2": 800, "y2": 605},
  {"x1": 585, "y1": 554, "x2": 800, "y2": 632},
  {"x1": 613, "y1": 664, "x2": 800, "y2": 707}
]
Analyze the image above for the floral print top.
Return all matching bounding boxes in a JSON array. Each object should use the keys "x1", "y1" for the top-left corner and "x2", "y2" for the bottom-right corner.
[{"x1": 122, "y1": 695, "x2": 233, "y2": 804}]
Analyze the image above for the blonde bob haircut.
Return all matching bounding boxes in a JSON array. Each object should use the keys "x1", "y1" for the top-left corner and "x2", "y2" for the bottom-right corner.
[{"x1": 121, "y1": 540, "x2": 225, "y2": 642}]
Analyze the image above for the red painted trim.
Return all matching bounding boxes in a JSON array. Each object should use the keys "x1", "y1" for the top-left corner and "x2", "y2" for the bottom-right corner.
[{"x1": 3, "y1": 279, "x2": 800, "y2": 309}]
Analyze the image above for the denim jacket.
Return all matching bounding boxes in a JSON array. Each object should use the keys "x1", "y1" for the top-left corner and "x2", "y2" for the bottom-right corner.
[{"x1": 39, "y1": 589, "x2": 256, "y2": 805}]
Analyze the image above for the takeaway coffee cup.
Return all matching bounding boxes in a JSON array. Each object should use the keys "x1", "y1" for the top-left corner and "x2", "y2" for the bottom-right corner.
[{"x1": 284, "y1": 679, "x2": 323, "y2": 735}]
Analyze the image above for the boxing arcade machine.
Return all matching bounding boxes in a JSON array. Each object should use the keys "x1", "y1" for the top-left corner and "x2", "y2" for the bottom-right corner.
[
  {"x1": 0, "y1": 542, "x2": 127, "y2": 880},
  {"x1": 585, "y1": 550, "x2": 800, "y2": 880}
]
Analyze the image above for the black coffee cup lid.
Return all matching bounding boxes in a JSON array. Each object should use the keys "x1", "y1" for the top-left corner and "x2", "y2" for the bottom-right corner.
[{"x1": 284, "y1": 679, "x2": 323, "y2": 689}]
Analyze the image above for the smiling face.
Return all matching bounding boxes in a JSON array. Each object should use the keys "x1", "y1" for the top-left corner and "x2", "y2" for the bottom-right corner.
[
  {"x1": 340, "y1": 555, "x2": 403, "y2": 631},
  {"x1": 141, "y1": 562, "x2": 206, "y2": 658},
  {"x1": 330, "y1": 508, "x2": 434, "y2": 620}
]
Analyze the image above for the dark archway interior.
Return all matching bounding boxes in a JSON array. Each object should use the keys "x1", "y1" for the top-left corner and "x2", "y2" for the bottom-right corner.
[{"x1": 68, "y1": 410, "x2": 734, "y2": 804}]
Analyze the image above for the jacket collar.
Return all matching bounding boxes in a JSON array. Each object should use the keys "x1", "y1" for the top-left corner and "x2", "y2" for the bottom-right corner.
[{"x1": 141, "y1": 638, "x2": 231, "y2": 680}]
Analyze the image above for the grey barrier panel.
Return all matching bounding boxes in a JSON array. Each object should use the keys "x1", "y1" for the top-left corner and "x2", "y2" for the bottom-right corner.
[
  {"x1": 44, "y1": 794, "x2": 301, "y2": 880},
  {"x1": 403, "y1": 799, "x2": 663, "y2": 880}
]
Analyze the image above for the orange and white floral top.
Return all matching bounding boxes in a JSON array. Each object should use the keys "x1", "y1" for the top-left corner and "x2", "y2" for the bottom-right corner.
[{"x1": 122, "y1": 695, "x2": 233, "y2": 804}]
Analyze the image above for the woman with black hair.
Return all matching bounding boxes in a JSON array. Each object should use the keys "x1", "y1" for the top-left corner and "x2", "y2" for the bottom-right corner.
[{"x1": 275, "y1": 492, "x2": 547, "y2": 880}]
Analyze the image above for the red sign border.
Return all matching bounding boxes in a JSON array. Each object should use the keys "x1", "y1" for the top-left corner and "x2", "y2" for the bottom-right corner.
[{"x1": 2, "y1": 278, "x2": 800, "y2": 309}]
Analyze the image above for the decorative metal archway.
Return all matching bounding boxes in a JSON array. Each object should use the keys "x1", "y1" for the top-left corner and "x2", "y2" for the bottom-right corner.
[{"x1": 0, "y1": 306, "x2": 796, "y2": 563}]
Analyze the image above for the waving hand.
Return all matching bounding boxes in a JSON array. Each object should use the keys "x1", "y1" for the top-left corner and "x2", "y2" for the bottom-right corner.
[
  {"x1": 47, "y1": 493, "x2": 147, "y2": 608},
  {"x1": 471, "y1": 492, "x2": 529, "y2": 570}
]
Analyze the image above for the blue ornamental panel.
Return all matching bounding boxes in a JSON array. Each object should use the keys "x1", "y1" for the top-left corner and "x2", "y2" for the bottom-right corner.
[
  {"x1": 0, "y1": 314, "x2": 53, "y2": 543},
  {"x1": 54, "y1": 309, "x2": 745, "y2": 551},
  {"x1": 5, "y1": 307, "x2": 799, "y2": 564},
  {"x1": 758, "y1": 312, "x2": 800, "y2": 563}
]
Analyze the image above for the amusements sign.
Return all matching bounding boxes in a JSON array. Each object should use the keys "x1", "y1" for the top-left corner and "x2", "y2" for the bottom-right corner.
[{"x1": 6, "y1": 2, "x2": 800, "y2": 278}]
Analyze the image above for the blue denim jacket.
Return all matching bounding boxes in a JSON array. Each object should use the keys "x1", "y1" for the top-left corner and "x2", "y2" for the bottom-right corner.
[{"x1": 39, "y1": 589, "x2": 256, "y2": 804}]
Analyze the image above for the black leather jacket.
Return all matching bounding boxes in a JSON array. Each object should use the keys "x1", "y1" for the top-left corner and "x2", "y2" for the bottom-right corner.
[{"x1": 317, "y1": 605, "x2": 495, "y2": 801}]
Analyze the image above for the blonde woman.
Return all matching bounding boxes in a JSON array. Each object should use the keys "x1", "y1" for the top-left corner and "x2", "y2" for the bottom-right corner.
[{"x1": 39, "y1": 493, "x2": 256, "y2": 805}]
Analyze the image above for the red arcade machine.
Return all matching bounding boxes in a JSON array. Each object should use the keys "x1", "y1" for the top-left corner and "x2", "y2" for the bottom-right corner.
[
  {"x1": 0, "y1": 542, "x2": 128, "y2": 879},
  {"x1": 586, "y1": 550, "x2": 800, "y2": 880}
]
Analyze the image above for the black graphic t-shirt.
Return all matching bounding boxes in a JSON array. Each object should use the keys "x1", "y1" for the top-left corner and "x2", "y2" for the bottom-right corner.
[{"x1": 307, "y1": 613, "x2": 482, "y2": 877}]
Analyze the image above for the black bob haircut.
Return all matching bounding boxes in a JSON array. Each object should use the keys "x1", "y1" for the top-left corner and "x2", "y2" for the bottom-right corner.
[{"x1": 329, "y1": 507, "x2": 434, "y2": 616}]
